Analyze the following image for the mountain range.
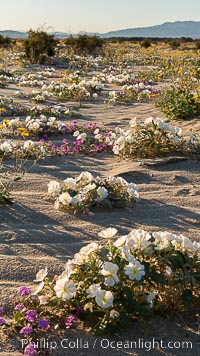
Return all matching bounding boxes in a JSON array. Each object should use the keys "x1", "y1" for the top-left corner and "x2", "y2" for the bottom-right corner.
[{"x1": 1, "y1": 21, "x2": 200, "y2": 39}]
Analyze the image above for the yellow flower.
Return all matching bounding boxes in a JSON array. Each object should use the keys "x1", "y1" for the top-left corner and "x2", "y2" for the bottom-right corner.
[
  {"x1": 17, "y1": 127, "x2": 26, "y2": 131},
  {"x1": 3, "y1": 119, "x2": 10, "y2": 125},
  {"x1": 0, "y1": 108, "x2": 5, "y2": 112},
  {"x1": 21, "y1": 132, "x2": 30, "y2": 137}
]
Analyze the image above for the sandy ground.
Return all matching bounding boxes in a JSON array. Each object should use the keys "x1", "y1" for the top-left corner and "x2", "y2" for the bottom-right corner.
[{"x1": 0, "y1": 68, "x2": 200, "y2": 355}]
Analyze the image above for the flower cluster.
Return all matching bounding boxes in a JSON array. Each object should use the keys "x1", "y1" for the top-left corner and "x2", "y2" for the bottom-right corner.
[
  {"x1": 1, "y1": 227, "x2": 198, "y2": 350},
  {"x1": 108, "y1": 82, "x2": 160, "y2": 104},
  {"x1": 46, "y1": 77, "x2": 104, "y2": 103},
  {"x1": 47, "y1": 172, "x2": 139, "y2": 214},
  {"x1": 111, "y1": 117, "x2": 187, "y2": 157},
  {"x1": 0, "y1": 139, "x2": 47, "y2": 159}
]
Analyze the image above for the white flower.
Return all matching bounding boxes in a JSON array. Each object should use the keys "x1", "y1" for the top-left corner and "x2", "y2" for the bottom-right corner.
[
  {"x1": 64, "y1": 260, "x2": 76, "y2": 278},
  {"x1": 80, "y1": 242, "x2": 99, "y2": 256},
  {"x1": 110, "y1": 309, "x2": 120, "y2": 319},
  {"x1": 30, "y1": 121, "x2": 40, "y2": 131},
  {"x1": 75, "y1": 193, "x2": 85, "y2": 203},
  {"x1": 76, "y1": 171, "x2": 94, "y2": 182},
  {"x1": 126, "y1": 230, "x2": 151, "y2": 250},
  {"x1": 152, "y1": 231, "x2": 175, "y2": 250},
  {"x1": 165, "y1": 266, "x2": 172, "y2": 277},
  {"x1": 127, "y1": 186, "x2": 139, "y2": 199},
  {"x1": 38, "y1": 295, "x2": 49, "y2": 305},
  {"x1": 54, "y1": 278, "x2": 76, "y2": 300},
  {"x1": 173, "y1": 135, "x2": 179, "y2": 145},
  {"x1": 23, "y1": 140, "x2": 35, "y2": 150},
  {"x1": 0, "y1": 141, "x2": 13, "y2": 153},
  {"x1": 125, "y1": 259, "x2": 145, "y2": 281},
  {"x1": 113, "y1": 235, "x2": 127, "y2": 247},
  {"x1": 101, "y1": 262, "x2": 119, "y2": 286},
  {"x1": 147, "y1": 292, "x2": 156, "y2": 307},
  {"x1": 34, "y1": 267, "x2": 48, "y2": 282},
  {"x1": 129, "y1": 117, "x2": 137, "y2": 127},
  {"x1": 94, "y1": 128, "x2": 100, "y2": 135},
  {"x1": 96, "y1": 186, "x2": 108, "y2": 200},
  {"x1": 63, "y1": 178, "x2": 76, "y2": 190},
  {"x1": 72, "y1": 250, "x2": 90, "y2": 265},
  {"x1": 95, "y1": 290, "x2": 114, "y2": 308},
  {"x1": 47, "y1": 180, "x2": 61, "y2": 197},
  {"x1": 54, "y1": 199, "x2": 60, "y2": 210},
  {"x1": 121, "y1": 245, "x2": 133, "y2": 261},
  {"x1": 98, "y1": 227, "x2": 118, "y2": 239},
  {"x1": 58, "y1": 192, "x2": 72, "y2": 206},
  {"x1": 86, "y1": 283, "x2": 101, "y2": 298},
  {"x1": 77, "y1": 133, "x2": 87, "y2": 141},
  {"x1": 144, "y1": 117, "x2": 154, "y2": 125},
  {"x1": 171, "y1": 235, "x2": 196, "y2": 253},
  {"x1": 81, "y1": 183, "x2": 96, "y2": 194},
  {"x1": 32, "y1": 282, "x2": 44, "y2": 295},
  {"x1": 73, "y1": 130, "x2": 80, "y2": 137}
]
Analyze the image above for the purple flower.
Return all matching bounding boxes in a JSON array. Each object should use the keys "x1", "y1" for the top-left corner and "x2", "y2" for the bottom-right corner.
[
  {"x1": 64, "y1": 315, "x2": 77, "y2": 327},
  {"x1": 14, "y1": 304, "x2": 25, "y2": 311},
  {"x1": 60, "y1": 144, "x2": 67, "y2": 149},
  {"x1": 76, "y1": 305, "x2": 83, "y2": 314},
  {"x1": 37, "y1": 319, "x2": 50, "y2": 329},
  {"x1": 73, "y1": 146, "x2": 79, "y2": 152},
  {"x1": 0, "y1": 318, "x2": 6, "y2": 325},
  {"x1": 20, "y1": 326, "x2": 33, "y2": 337},
  {"x1": 24, "y1": 343, "x2": 37, "y2": 356},
  {"x1": 65, "y1": 149, "x2": 72, "y2": 155},
  {"x1": 18, "y1": 286, "x2": 32, "y2": 297},
  {"x1": 0, "y1": 307, "x2": 4, "y2": 315},
  {"x1": 94, "y1": 145, "x2": 102, "y2": 152},
  {"x1": 25, "y1": 310, "x2": 37, "y2": 323}
]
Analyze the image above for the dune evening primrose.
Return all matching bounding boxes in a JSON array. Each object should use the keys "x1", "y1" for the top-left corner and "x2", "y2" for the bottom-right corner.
[{"x1": 125, "y1": 260, "x2": 145, "y2": 281}]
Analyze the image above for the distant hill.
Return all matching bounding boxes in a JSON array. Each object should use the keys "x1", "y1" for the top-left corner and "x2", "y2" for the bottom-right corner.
[
  {"x1": 101, "y1": 21, "x2": 200, "y2": 38},
  {"x1": 1, "y1": 21, "x2": 200, "y2": 39},
  {"x1": 0, "y1": 30, "x2": 28, "y2": 38}
]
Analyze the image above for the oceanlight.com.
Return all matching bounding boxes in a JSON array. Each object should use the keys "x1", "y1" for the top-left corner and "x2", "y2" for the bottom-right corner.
[{"x1": 19, "y1": 337, "x2": 193, "y2": 352}]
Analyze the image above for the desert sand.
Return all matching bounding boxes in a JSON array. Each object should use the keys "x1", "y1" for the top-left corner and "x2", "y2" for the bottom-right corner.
[{"x1": 0, "y1": 70, "x2": 200, "y2": 356}]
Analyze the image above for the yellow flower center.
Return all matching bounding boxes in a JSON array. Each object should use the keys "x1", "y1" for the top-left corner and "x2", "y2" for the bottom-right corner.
[{"x1": 100, "y1": 297, "x2": 106, "y2": 303}]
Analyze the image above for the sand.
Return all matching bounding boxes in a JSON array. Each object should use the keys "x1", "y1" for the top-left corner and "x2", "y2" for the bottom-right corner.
[{"x1": 0, "y1": 68, "x2": 200, "y2": 355}]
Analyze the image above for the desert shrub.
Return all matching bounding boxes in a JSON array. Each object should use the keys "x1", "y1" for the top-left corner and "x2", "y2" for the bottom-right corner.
[
  {"x1": 23, "y1": 30, "x2": 57, "y2": 64},
  {"x1": 155, "y1": 84, "x2": 200, "y2": 120},
  {"x1": 65, "y1": 34, "x2": 103, "y2": 53},
  {"x1": 140, "y1": 39, "x2": 151, "y2": 49},
  {"x1": 168, "y1": 39, "x2": 181, "y2": 50},
  {"x1": 0, "y1": 35, "x2": 12, "y2": 48},
  {"x1": 195, "y1": 41, "x2": 200, "y2": 50}
]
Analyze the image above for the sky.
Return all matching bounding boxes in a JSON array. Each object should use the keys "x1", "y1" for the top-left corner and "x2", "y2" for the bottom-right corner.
[{"x1": 1, "y1": 0, "x2": 200, "y2": 33}]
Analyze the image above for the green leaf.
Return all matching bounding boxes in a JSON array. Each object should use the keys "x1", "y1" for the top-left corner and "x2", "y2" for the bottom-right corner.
[
  {"x1": 182, "y1": 289, "x2": 193, "y2": 309},
  {"x1": 168, "y1": 252, "x2": 186, "y2": 270},
  {"x1": 149, "y1": 271, "x2": 168, "y2": 285},
  {"x1": 14, "y1": 176, "x2": 22, "y2": 181},
  {"x1": 103, "y1": 199, "x2": 112, "y2": 209}
]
